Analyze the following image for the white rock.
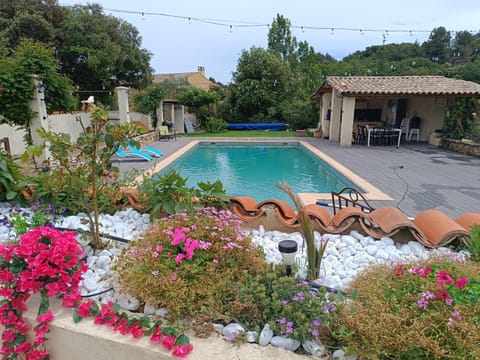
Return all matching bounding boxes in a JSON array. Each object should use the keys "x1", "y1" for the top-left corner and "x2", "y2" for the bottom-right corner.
[
  {"x1": 259, "y1": 323, "x2": 274, "y2": 346},
  {"x1": 246, "y1": 331, "x2": 258, "y2": 343},
  {"x1": 302, "y1": 340, "x2": 328, "y2": 357},
  {"x1": 408, "y1": 241, "x2": 427, "y2": 258},
  {"x1": 213, "y1": 323, "x2": 224, "y2": 334},
  {"x1": 82, "y1": 277, "x2": 99, "y2": 292},
  {"x1": 143, "y1": 304, "x2": 156, "y2": 315},
  {"x1": 341, "y1": 235, "x2": 358, "y2": 248},
  {"x1": 95, "y1": 255, "x2": 112, "y2": 270},
  {"x1": 332, "y1": 349, "x2": 359, "y2": 359},
  {"x1": 117, "y1": 294, "x2": 140, "y2": 311},
  {"x1": 376, "y1": 249, "x2": 390, "y2": 260},
  {"x1": 221, "y1": 323, "x2": 245, "y2": 338},
  {"x1": 379, "y1": 237, "x2": 394, "y2": 247},
  {"x1": 155, "y1": 308, "x2": 168, "y2": 317},
  {"x1": 270, "y1": 336, "x2": 301, "y2": 352},
  {"x1": 399, "y1": 244, "x2": 413, "y2": 255}
]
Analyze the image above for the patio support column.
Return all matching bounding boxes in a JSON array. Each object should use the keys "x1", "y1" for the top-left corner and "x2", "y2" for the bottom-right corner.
[
  {"x1": 320, "y1": 93, "x2": 330, "y2": 138},
  {"x1": 329, "y1": 89, "x2": 342, "y2": 142},
  {"x1": 340, "y1": 96, "x2": 355, "y2": 147},
  {"x1": 115, "y1": 86, "x2": 130, "y2": 124}
]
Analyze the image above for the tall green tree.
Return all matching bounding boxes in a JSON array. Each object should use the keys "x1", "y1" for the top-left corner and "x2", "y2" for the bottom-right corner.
[
  {"x1": 267, "y1": 14, "x2": 297, "y2": 61},
  {"x1": 422, "y1": 26, "x2": 451, "y2": 64},
  {"x1": 55, "y1": 4, "x2": 153, "y2": 103},
  {"x1": 229, "y1": 47, "x2": 293, "y2": 121}
]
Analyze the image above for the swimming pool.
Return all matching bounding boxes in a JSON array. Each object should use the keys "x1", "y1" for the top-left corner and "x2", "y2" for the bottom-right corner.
[{"x1": 158, "y1": 142, "x2": 359, "y2": 204}]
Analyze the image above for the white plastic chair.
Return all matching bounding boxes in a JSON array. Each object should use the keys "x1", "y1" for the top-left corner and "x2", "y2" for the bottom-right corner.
[
  {"x1": 407, "y1": 116, "x2": 421, "y2": 142},
  {"x1": 400, "y1": 118, "x2": 409, "y2": 141}
]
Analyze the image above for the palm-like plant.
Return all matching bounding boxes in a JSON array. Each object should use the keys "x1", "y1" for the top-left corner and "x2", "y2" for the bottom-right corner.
[{"x1": 277, "y1": 181, "x2": 328, "y2": 280}]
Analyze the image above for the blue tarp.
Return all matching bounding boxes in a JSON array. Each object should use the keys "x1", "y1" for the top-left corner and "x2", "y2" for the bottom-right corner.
[{"x1": 227, "y1": 123, "x2": 286, "y2": 131}]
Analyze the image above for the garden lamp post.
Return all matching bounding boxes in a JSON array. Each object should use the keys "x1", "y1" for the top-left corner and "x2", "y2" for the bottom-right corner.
[{"x1": 278, "y1": 240, "x2": 298, "y2": 276}]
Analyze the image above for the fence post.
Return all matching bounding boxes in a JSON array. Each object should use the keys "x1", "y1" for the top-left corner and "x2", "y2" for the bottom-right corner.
[
  {"x1": 115, "y1": 86, "x2": 130, "y2": 124},
  {"x1": 29, "y1": 75, "x2": 51, "y2": 168}
]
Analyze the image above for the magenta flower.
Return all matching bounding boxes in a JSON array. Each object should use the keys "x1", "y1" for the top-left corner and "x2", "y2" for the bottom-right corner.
[
  {"x1": 435, "y1": 270, "x2": 453, "y2": 286},
  {"x1": 454, "y1": 277, "x2": 468, "y2": 289},
  {"x1": 417, "y1": 297, "x2": 429, "y2": 309}
]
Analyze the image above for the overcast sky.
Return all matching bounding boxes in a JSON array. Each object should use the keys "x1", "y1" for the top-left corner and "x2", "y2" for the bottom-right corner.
[{"x1": 60, "y1": 0, "x2": 480, "y2": 83}]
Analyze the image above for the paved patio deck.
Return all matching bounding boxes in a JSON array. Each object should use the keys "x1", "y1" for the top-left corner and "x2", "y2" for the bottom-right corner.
[{"x1": 117, "y1": 136, "x2": 480, "y2": 219}]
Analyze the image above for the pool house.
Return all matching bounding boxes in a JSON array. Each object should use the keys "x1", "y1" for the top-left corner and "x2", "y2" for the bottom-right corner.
[{"x1": 311, "y1": 76, "x2": 480, "y2": 147}]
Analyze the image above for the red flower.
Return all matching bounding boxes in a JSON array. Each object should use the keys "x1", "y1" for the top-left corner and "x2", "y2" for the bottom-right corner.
[
  {"x1": 26, "y1": 348, "x2": 49, "y2": 360},
  {"x1": 62, "y1": 292, "x2": 82, "y2": 308},
  {"x1": 77, "y1": 300, "x2": 94, "y2": 318},
  {"x1": 14, "y1": 341, "x2": 32, "y2": 354},
  {"x1": 150, "y1": 327, "x2": 163, "y2": 343},
  {"x1": 394, "y1": 265, "x2": 403, "y2": 278},
  {"x1": 172, "y1": 344, "x2": 194, "y2": 358},
  {"x1": 435, "y1": 288, "x2": 451, "y2": 303},
  {"x1": 454, "y1": 277, "x2": 468, "y2": 289},
  {"x1": 435, "y1": 270, "x2": 453, "y2": 286},
  {"x1": 36, "y1": 310, "x2": 54, "y2": 324},
  {"x1": 162, "y1": 335, "x2": 176, "y2": 350},
  {"x1": 1, "y1": 329, "x2": 16, "y2": 342}
]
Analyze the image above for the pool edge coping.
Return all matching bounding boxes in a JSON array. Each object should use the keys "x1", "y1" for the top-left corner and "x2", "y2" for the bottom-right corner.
[{"x1": 135, "y1": 139, "x2": 392, "y2": 204}]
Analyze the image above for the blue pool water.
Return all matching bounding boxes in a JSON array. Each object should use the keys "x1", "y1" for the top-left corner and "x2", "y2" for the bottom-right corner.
[{"x1": 159, "y1": 142, "x2": 358, "y2": 204}]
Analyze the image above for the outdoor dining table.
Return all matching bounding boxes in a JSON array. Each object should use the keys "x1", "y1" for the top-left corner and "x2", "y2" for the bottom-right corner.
[{"x1": 366, "y1": 127, "x2": 402, "y2": 148}]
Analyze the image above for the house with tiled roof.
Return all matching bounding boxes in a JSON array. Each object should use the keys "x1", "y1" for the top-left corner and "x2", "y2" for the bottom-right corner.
[
  {"x1": 152, "y1": 67, "x2": 216, "y2": 133},
  {"x1": 311, "y1": 76, "x2": 480, "y2": 147},
  {"x1": 153, "y1": 66, "x2": 216, "y2": 92}
]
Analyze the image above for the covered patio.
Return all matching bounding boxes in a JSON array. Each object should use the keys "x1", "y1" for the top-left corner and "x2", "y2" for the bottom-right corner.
[{"x1": 311, "y1": 76, "x2": 480, "y2": 147}]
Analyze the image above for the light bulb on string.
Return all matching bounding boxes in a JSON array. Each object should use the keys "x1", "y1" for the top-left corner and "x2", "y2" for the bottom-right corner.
[
  {"x1": 360, "y1": 29, "x2": 363, "y2": 36},
  {"x1": 188, "y1": 17, "x2": 191, "y2": 24},
  {"x1": 229, "y1": 25, "x2": 233, "y2": 33},
  {"x1": 331, "y1": 28, "x2": 334, "y2": 35},
  {"x1": 141, "y1": 12, "x2": 145, "y2": 21}
]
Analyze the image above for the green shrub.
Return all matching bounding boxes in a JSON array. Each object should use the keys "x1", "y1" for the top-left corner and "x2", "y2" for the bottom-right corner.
[
  {"x1": 334, "y1": 254, "x2": 480, "y2": 359},
  {"x1": 205, "y1": 117, "x2": 227, "y2": 133},
  {"x1": 114, "y1": 207, "x2": 266, "y2": 323},
  {"x1": 0, "y1": 151, "x2": 26, "y2": 202},
  {"x1": 229, "y1": 270, "x2": 340, "y2": 343},
  {"x1": 466, "y1": 225, "x2": 480, "y2": 262},
  {"x1": 138, "y1": 170, "x2": 229, "y2": 221}
]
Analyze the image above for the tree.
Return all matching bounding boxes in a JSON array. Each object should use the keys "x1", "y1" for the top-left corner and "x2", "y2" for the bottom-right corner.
[
  {"x1": 229, "y1": 47, "x2": 293, "y2": 121},
  {"x1": 177, "y1": 87, "x2": 219, "y2": 123},
  {"x1": 133, "y1": 85, "x2": 165, "y2": 129},
  {"x1": 267, "y1": 14, "x2": 297, "y2": 61},
  {"x1": 0, "y1": 39, "x2": 76, "y2": 128},
  {"x1": 422, "y1": 27, "x2": 451, "y2": 64},
  {"x1": 0, "y1": 0, "x2": 67, "y2": 53},
  {"x1": 55, "y1": 4, "x2": 153, "y2": 104}
]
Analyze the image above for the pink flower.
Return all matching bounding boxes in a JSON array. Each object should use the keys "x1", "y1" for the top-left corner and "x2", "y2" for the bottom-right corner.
[
  {"x1": 14, "y1": 341, "x2": 31, "y2": 354},
  {"x1": 454, "y1": 277, "x2": 468, "y2": 289},
  {"x1": 394, "y1": 265, "x2": 403, "y2": 278},
  {"x1": 162, "y1": 335, "x2": 177, "y2": 350},
  {"x1": 451, "y1": 310, "x2": 462, "y2": 321},
  {"x1": 418, "y1": 266, "x2": 432, "y2": 278},
  {"x1": 172, "y1": 344, "x2": 194, "y2": 358},
  {"x1": 77, "y1": 300, "x2": 94, "y2": 318},
  {"x1": 175, "y1": 253, "x2": 185, "y2": 264},
  {"x1": 435, "y1": 288, "x2": 452, "y2": 304},
  {"x1": 1, "y1": 328, "x2": 17, "y2": 342},
  {"x1": 156, "y1": 245, "x2": 163, "y2": 253},
  {"x1": 26, "y1": 348, "x2": 49, "y2": 360},
  {"x1": 417, "y1": 297, "x2": 429, "y2": 309},
  {"x1": 62, "y1": 292, "x2": 82, "y2": 308},
  {"x1": 435, "y1": 270, "x2": 453, "y2": 286},
  {"x1": 150, "y1": 327, "x2": 163, "y2": 343},
  {"x1": 36, "y1": 310, "x2": 54, "y2": 323}
]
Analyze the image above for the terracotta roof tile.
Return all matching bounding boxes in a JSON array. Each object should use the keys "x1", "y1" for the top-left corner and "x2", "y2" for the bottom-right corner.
[{"x1": 313, "y1": 76, "x2": 480, "y2": 97}]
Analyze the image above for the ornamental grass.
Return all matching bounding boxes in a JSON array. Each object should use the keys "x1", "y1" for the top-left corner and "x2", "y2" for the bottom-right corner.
[
  {"x1": 114, "y1": 207, "x2": 266, "y2": 323},
  {"x1": 334, "y1": 253, "x2": 480, "y2": 359}
]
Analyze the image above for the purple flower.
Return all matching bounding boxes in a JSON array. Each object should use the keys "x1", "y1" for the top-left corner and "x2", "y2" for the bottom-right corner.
[
  {"x1": 417, "y1": 297, "x2": 429, "y2": 309},
  {"x1": 311, "y1": 328, "x2": 319, "y2": 337},
  {"x1": 312, "y1": 319, "x2": 321, "y2": 327}
]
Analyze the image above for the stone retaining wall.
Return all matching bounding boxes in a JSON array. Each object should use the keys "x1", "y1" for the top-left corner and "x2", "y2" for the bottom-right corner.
[
  {"x1": 133, "y1": 131, "x2": 159, "y2": 145},
  {"x1": 441, "y1": 139, "x2": 480, "y2": 158}
]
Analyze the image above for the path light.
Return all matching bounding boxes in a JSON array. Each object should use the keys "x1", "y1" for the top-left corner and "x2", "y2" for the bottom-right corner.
[{"x1": 278, "y1": 240, "x2": 298, "y2": 276}]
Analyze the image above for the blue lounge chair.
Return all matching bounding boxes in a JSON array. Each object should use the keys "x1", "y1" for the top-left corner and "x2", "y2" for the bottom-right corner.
[
  {"x1": 128, "y1": 144, "x2": 164, "y2": 158},
  {"x1": 115, "y1": 147, "x2": 153, "y2": 161}
]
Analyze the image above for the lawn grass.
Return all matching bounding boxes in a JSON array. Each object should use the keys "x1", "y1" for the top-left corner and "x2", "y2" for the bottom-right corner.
[{"x1": 181, "y1": 130, "x2": 299, "y2": 138}]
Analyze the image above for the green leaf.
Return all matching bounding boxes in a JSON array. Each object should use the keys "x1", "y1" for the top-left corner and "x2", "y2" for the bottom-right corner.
[
  {"x1": 176, "y1": 333, "x2": 190, "y2": 346},
  {"x1": 83, "y1": 145, "x2": 93, "y2": 155},
  {"x1": 104, "y1": 133, "x2": 114, "y2": 147},
  {"x1": 161, "y1": 326, "x2": 177, "y2": 337},
  {"x1": 38, "y1": 290, "x2": 50, "y2": 316},
  {"x1": 73, "y1": 309, "x2": 82, "y2": 323}
]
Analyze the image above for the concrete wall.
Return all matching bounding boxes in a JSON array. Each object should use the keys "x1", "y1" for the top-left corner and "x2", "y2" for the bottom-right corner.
[
  {"x1": 2, "y1": 111, "x2": 152, "y2": 157},
  {"x1": 407, "y1": 97, "x2": 446, "y2": 141}
]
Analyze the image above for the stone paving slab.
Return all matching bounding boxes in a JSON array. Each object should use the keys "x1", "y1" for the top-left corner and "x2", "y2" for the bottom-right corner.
[{"x1": 118, "y1": 136, "x2": 480, "y2": 219}]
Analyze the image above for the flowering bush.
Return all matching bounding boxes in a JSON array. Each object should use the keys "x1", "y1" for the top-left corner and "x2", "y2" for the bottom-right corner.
[
  {"x1": 0, "y1": 226, "x2": 87, "y2": 359},
  {"x1": 270, "y1": 279, "x2": 340, "y2": 343},
  {"x1": 334, "y1": 254, "x2": 480, "y2": 359},
  {"x1": 114, "y1": 207, "x2": 265, "y2": 322}
]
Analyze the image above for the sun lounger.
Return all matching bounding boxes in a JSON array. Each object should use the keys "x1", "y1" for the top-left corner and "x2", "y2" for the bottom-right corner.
[
  {"x1": 128, "y1": 144, "x2": 164, "y2": 158},
  {"x1": 115, "y1": 147, "x2": 153, "y2": 161}
]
